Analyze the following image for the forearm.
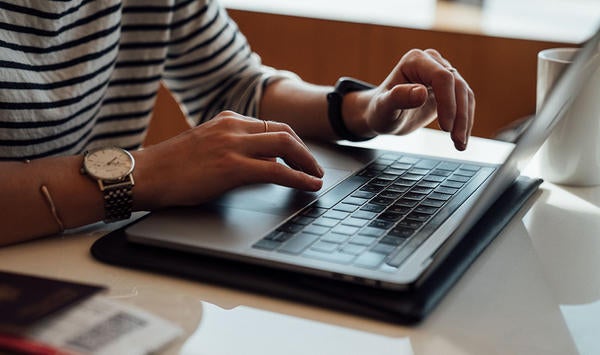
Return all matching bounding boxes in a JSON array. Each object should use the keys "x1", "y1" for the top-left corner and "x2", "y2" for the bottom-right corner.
[{"x1": 0, "y1": 156, "x2": 105, "y2": 245}]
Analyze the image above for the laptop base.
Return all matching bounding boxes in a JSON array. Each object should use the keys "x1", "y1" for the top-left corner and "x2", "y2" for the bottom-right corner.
[{"x1": 91, "y1": 176, "x2": 541, "y2": 324}]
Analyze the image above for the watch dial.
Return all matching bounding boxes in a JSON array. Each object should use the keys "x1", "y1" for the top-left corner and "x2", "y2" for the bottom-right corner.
[{"x1": 85, "y1": 147, "x2": 134, "y2": 180}]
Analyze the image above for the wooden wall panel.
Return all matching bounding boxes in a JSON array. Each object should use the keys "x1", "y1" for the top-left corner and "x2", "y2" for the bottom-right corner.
[{"x1": 145, "y1": 9, "x2": 571, "y2": 145}]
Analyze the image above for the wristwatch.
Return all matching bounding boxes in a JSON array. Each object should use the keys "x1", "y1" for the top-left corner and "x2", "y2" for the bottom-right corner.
[
  {"x1": 326, "y1": 77, "x2": 376, "y2": 141},
  {"x1": 81, "y1": 147, "x2": 135, "y2": 223}
]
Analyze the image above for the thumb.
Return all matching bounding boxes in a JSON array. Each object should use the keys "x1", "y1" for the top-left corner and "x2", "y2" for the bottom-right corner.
[{"x1": 379, "y1": 84, "x2": 428, "y2": 117}]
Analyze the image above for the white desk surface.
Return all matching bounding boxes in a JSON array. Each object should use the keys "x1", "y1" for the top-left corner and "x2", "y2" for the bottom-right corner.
[{"x1": 2, "y1": 129, "x2": 600, "y2": 355}]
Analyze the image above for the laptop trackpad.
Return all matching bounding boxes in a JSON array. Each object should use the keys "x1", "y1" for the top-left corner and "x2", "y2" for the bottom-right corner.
[
  {"x1": 214, "y1": 167, "x2": 351, "y2": 216},
  {"x1": 126, "y1": 167, "x2": 351, "y2": 251}
]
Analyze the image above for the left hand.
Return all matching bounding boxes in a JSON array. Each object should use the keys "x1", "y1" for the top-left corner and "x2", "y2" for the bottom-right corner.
[{"x1": 344, "y1": 49, "x2": 475, "y2": 151}]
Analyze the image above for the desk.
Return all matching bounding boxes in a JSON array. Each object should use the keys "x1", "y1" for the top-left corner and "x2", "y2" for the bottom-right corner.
[{"x1": 2, "y1": 129, "x2": 600, "y2": 354}]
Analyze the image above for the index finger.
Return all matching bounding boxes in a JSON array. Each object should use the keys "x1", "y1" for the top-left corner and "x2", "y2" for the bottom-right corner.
[{"x1": 400, "y1": 50, "x2": 457, "y2": 132}]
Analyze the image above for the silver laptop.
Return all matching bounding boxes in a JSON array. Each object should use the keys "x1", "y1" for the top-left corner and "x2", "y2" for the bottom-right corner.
[{"x1": 127, "y1": 29, "x2": 599, "y2": 290}]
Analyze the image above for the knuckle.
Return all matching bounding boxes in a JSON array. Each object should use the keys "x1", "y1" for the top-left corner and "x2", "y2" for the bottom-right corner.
[{"x1": 433, "y1": 68, "x2": 455, "y2": 84}]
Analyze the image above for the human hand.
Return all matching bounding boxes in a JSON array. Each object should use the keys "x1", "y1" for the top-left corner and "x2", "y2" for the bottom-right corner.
[
  {"x1": 133, "y1": 111, "x2": 324, "y2": 210},
  {"x1": 345, "y1": 49, "x2": 474, "y2": 150}
]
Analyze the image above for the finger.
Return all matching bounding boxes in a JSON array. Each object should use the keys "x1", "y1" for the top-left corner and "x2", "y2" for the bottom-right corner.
[
  {"x1": 424, "y1": 48, "x2": 452, "y2": 68},
  {"x1": 450, "y1": 78, "x2": 470, "y2": 150},
  {"x1": 466, "y1": 89, "x2": 476, "y2": 145},
  {"x1": 402, "y1": 52, "x2": 457, "y2": 132},
  {"x1": 372, "y1": 84, "x2": 428, "y2": 133},
  {"x1": 241, "y1": 158, "x2": 323, "y2": 191},
  {"x1": 241, "y1": 132, "x2": 324, "y2": 178}
]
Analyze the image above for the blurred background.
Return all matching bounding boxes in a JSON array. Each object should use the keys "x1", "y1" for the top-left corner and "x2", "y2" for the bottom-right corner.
[{"x1": 147, "y1": 0, "x2": 600, "y2": 144}]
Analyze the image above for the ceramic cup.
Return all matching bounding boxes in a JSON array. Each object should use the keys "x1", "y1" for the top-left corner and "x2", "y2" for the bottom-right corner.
[{"x1": 536, "y1": 47, "x2": 600, "y2": 186}]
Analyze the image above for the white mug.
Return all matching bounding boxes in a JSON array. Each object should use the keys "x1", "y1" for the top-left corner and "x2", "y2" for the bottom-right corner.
[{"x1": 537, "y1": 47, "x2": 600, "y2": 186}]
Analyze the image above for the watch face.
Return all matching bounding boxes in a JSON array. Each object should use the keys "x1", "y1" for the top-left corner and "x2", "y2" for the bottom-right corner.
[{"x1": 84, "y1": 147, "x2": 134, "y2": 181}]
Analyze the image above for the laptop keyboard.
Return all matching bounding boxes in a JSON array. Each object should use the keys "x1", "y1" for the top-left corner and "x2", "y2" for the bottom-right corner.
[{"x1": 252, "y1": 153, "x2": 491, "y2": 270}]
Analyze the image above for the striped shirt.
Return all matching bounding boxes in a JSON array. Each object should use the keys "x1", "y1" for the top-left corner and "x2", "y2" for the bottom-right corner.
[{"x1": 0, "y1": 0, "x2": 290, "y2": 160}]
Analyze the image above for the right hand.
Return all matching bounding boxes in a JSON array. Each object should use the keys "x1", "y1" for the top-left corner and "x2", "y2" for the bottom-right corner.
[{"x1": 133, "y1": 111, "x2": 324, "y2": 210}]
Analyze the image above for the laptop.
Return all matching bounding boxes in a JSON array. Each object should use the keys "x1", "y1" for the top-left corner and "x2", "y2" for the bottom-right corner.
[{"x1": 126, "y1": 29, "x2": 600, "y2": 291}]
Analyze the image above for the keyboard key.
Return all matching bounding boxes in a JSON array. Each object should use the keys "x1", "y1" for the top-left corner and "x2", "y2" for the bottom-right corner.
[
  {"x1": 401, "y1": 173, "x2": 423, "y2": 181},
  {"x1": 358, "y1": 227, "x2": 386, "y2": 238},
  {"x1": 394, "y1": 198, "x2": 418, "y2": 207},
  {"x1": 341, "y1": 217, "x2": 369, "y2": 227},
  {"x1": 313, "y1": 217, "x2": 340, "y2": 228},
  {"x1": 398, "y1": 156, "x2": 418, "y2": 164},
  {"x1": 414, "y1": 205, "x2": 439, "y2": 215},
  {"x1": 371, "y1": 243, "x2": 397, "y2": 255},
  {"x1": 377, "y1": 191, "x2": 402, "y2": 199},
  {"x1": 388, "y1": 227, "x2": 416, "y2": 238},
  {"x1": 341, "y1": 244, "x2": 367, "y2": 255},
  {"x1": 371, "y1": 196, "x2": 395, "y2": 205},
  {"x1": 385, "y1": 205, "x2": 411, "y2": 215},
  {"x1": 360, "y1": 203, "x2": 385, "y2": 213},
  {"x1": 383, "y1": 168, "x2": 405, "y2": 175},
  {"x1": 410, "y1": 186, "x2": 433, "y2": 194},
  {"x1": 437, "y1": 162, "x2": 460, "y2": 171},
  {"x1": 321, "y1": 233, "x2": 350, "y2": 244},
  {"x1": 455, "y1": 169, "x2": 476, "y2": 177},
  {"x1": 408, "y1": 168, "x2": 430, "y2": 175},
  {"x1": 350, "y1": 235, "x2": 378, "y2": 245},
  {"x1": 378, "y1": 212, "x2": 403, "y2": 222},
  {"x1": 448, "y1": 175, "x2": 470, "y2": 183},
  {"x1": 397, "y1": 219, "x2": 423, "y2": 229},
  {"x1": 414, "y1": 159, "x2": 439, "y2": 169},
  {"x1": 322, "y1": 210, "x2": 350, "y2": 220},
  {"x1": 378, "y1": 173, "x2": 398, "y2": 181},
  {"x1": 441, "y1": 180, "x2": 464, "y2": 189},
  {"x1": 435, "y1": 186, "x2": 459, "y2": 195},
  {"x1": 406, "y1": 212, "x2": 430, "y2": 223},
  {"x1": 370, "y1": 178, "x2": 392, "y2": 186},
  {"x1": 290, "y1": 216, "x2": 315, "y2": 225},
  {"x1": 429, "y1": 192, "x2": 452, "y2": 201},
  {"x1": 423, "y1": 174, "x2": 445, "y2": 182},
  {"x1": 333, "y1": 203, "x2": 359, "y2": 213},
  {"x1": 271, "y1": 232, "x2": 295, "y2": 242},
  {"x1": 360, "y1": 184, "x2": 384, "y2": 193},
  {"x1": 380, "y1": 235, "x2": 406, "y2": 246},
  {"x1": 279, "y1": 233, "x2": 319, "y2": 254},
  {"x1": 278, "y1": 223, "x2": 304, "y2": 234},
  {"x1": 387, "y1": 184, "x2": 409, "y2": 193},
  {"x1": 369, "y1": 219, "x2": 394, "y2": 230},
  {"x1": 342, "y1": 196, "x2": 369, "y2": 206},
  {"x1": 421, "y1": 198, "x2": 445, "y2": 208},
  {"x1": 331, "y1": 225, "x2": 360, "y2": 235},
  {"x1": 253, "y1": 239, "x2": 281, "y2": 251},
  {"x1": 417, "y1": 181, "x2": 439, "y2": 188},
  {"x1": 310, "y1": 241, "x2": 340, "y2": 253},
  {"x1": 351, "y1": 191, "x2": 376, "y2": 199},
  {"x1": 390, "y1": 162, "x2": 412, "y2": 170},
  {"x1": 404, "y1": 192, "x2": 426, "y2": 201},
  {"x1": 461, "y1": 164, "x2": 481, "y2": 171},
  {"x1": 302, "y1": 225, "x2": 330, "y2": 235},
  {"x1": 302, "y1": 207, "x2": 327, "y2": 218},
  {"x1": 354, "y1": 251, "x2": 387, "y2": 268},
  {"x1": 349, "y1": 212, "x2": 375, "y2": 222},
  {"x1": 394, "y1": 178, "x2": 416, "y2": 186},
  {"x1": 430, "y1": 169, "x2": 452, "y2": 177},
  {"x1": 303, "y1": 249, "x2": 355, "y2": 264}
]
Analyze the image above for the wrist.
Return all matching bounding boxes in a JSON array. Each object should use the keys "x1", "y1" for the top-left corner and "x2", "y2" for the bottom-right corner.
[
  {"x1": 341, "y1": 89, "x2": 376, "y2": 139},
  {"x1": 327, "y1": 77, "x2": 376, "y2": 141}
]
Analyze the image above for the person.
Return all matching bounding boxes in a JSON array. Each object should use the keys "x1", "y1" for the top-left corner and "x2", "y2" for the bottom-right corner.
[{"x1": 0, "y1": 0, "x2": 474, "y2": 246}]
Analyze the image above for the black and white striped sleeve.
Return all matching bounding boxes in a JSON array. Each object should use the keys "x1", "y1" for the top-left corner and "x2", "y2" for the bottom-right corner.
[{"x1": 161, "y1": 0, "x2": 298, "y2": 126}]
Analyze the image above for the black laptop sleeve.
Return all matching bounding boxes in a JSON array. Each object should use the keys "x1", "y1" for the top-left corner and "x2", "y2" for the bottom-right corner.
[{"x1": 91, "y1": 176, "x2": 542, "y2": 324}]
